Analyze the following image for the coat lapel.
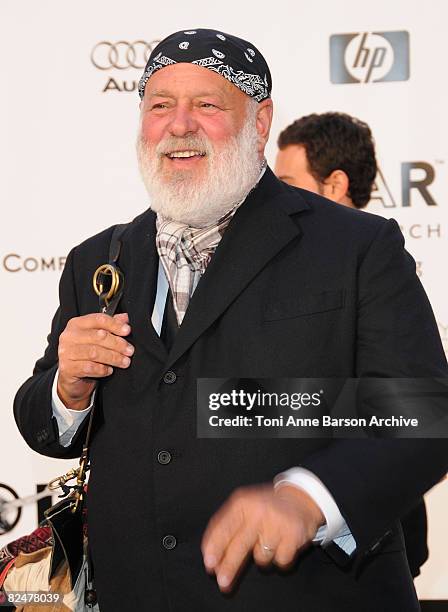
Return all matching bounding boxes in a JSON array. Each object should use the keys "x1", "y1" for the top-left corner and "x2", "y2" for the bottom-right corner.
[
  {"x1": 119, "y1": 208, "x2": 168, "y2": 361},
  {"x1": 164, "y1": 168, "x2": 310, "y2": 370}
]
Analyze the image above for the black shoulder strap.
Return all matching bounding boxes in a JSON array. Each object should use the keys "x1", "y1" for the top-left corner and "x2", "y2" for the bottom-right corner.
[
  {"x1": 96, "y1": 223, "x2": 130, "y2": 316},
  {"x1": 108, "y1": 223, "x2": 129, "y2": 268},
  {"x1": 77, "y1": 222, "x2": 131, "y2": 485}
]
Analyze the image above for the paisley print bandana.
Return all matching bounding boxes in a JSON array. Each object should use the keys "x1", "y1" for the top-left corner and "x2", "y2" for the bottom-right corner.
[{"x1": 139, "y1": 28, "x2": 272, "y2": 103}]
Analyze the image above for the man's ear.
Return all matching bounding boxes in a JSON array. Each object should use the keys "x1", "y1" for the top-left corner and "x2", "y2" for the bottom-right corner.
[
  {"x1": 255, "y1": 99, "x2": 274, "y2": 155},
  {"x1": 323, "y1": 169, "x2": 351, "y2": 204}
]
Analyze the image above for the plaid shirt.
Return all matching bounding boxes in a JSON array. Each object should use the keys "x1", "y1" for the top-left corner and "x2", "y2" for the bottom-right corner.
[{"x1": 156, "y1": 206, "x2": 238, "y2": 324}]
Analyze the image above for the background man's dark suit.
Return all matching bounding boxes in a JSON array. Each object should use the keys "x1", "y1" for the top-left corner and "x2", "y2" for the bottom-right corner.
[{"x1": 14, "y1": 168, "x2": 448, "y2": 611}]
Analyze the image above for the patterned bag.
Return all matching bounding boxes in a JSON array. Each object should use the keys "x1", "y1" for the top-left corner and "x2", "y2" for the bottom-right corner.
[{"x1": 0, "y1": 516, "x2": 98, "y2": 611}]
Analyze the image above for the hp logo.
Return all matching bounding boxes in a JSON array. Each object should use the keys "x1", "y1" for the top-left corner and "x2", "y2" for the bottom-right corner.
[{"x1": 330, "y1": 31, "x2": 409, "y2": 84}]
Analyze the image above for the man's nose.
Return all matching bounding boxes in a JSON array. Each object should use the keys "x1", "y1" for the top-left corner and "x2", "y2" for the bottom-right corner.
[{"x1": 168, "y1": 105, "x2": 198, "y2": 137}]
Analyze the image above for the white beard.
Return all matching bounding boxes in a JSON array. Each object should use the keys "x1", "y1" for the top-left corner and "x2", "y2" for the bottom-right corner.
[{"x1": 136, "y1": 101, "x2": 262, "y2": 228}]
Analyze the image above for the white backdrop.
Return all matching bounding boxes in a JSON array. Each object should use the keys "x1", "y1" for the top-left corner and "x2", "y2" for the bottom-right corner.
[{"x1": 1, "y1": 0, "x2": 447, "y2": 600}]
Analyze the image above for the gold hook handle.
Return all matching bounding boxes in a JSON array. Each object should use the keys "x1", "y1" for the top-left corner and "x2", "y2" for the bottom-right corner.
[
  {"x1": 48, "y1": 467, "x2": 80, "y2": 492},
  {"x1": 92, "y1": 264, "x2": 121, "y2": 303}
]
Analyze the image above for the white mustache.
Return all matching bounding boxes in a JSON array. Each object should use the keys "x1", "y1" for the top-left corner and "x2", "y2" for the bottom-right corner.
[{"x1": 155, "y1": 137, "x2": 213, "y2": 157}]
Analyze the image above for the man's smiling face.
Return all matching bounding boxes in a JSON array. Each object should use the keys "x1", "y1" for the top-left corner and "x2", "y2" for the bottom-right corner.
[
  {"x1": 139, "y1": 63, "x2": 249, "y2": 185},
  {"x1": 136, "y1": 62, "x2": 273, "y2": 227}
]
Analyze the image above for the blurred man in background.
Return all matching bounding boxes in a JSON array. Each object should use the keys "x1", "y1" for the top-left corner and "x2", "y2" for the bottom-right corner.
[
  {"x1": 275, "y1": 112, "x2": 375, "y2": 209},
  {"x1": 275, "y1": 111, "x2": 429, "y2": 578}
]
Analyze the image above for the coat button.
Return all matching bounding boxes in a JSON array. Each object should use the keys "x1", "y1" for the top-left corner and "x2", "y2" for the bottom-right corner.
[
  {"x1": 162, "y1": 534, "x2": 177, "y2": 550},
  {"x1": 84, "y1": 590, "x2": 98, "y2": 605},
  {"x1": 157, "y1": 450, "x2": 172, "y2": 465},
  {"x1": 36, "y1": 429, "x2": 49, "y2": 443},
  {"x1": 163, "y1": 370, "x2": 177, "y2": 384}
]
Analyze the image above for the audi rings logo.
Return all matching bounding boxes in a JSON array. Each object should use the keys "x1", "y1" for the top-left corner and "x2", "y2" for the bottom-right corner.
[
  {"x1": 91, "y1": 40, "x2": 159, "y2": 70},
  {"x1": 91, "y1": 39, "x2": 161, "y2": 93}
]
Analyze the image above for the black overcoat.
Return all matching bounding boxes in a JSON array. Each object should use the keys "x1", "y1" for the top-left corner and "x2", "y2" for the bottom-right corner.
[{"x1": 14, "y1": 169, "x2": 448, "y2": 611}]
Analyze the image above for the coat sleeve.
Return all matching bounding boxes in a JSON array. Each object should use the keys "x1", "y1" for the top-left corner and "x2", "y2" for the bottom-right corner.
[
  {"x1": 300, "y1": 217, "x2": 448, "y2": 560},
  {"x1": 13, "y1": 246, "x2": 91, "y2": 459}
]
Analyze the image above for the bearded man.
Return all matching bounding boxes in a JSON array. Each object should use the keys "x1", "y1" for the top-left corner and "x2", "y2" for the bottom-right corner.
[{"x1": 14, "y1": 29, "x2": 448, "y2": 611}]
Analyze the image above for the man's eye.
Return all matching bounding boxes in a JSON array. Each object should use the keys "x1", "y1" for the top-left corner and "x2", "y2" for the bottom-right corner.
[
  {"x1": 200, "y1": 103, "x2": 217, "y2": 109},
  {"x1": 152, "y1": 103, "x2": 167, "y2": 109}
]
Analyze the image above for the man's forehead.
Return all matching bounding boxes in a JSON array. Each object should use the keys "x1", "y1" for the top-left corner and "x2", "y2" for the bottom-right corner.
[{"x1": 144, "y1": 63, "x2": 244, "y2": 100}]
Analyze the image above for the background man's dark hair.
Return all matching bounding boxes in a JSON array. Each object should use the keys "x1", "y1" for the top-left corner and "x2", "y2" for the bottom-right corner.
[{"x1": 277, "y1": 112, "x2": 377, "y2": 208}]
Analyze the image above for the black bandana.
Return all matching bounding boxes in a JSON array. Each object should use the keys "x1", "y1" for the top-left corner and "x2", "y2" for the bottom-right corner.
[{"x1": 138, "y1": 28, "x2": 272, "y2": 102}]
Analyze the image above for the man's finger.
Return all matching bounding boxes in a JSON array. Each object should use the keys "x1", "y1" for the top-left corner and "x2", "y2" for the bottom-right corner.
[
  {"x1": 214, "y1": 526, "x2": 257, "y2": 591},
  {"x1": 63, "y1": 361, "x2": 113, "y2": 379},
  {"x1": 67, "y1": 313, "x2": 131, "y2": 336},
  {"x1": 201, "y1": 499, "x2": 244, "y2": 572},
  {"x1": 85, "y1": 329, "x2": 134, "y2": 356},
  {"x1": 273, "y1": 534, "x2": 300, "y2": 569},
  {"x1": 252, "y1": 527, "x2": 281, "y2": 567},
  {"x1": 65, "y1": 345, "x2": 131, "y2": 369}
]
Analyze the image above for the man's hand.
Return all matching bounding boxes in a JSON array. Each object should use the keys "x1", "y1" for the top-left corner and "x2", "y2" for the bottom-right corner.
[
  {"x1": 57, "y1": 312, "x2": 134, "y2": 410},
  {"x1": 201, "y1": 483, "x2": 325, "y2": 593}
]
